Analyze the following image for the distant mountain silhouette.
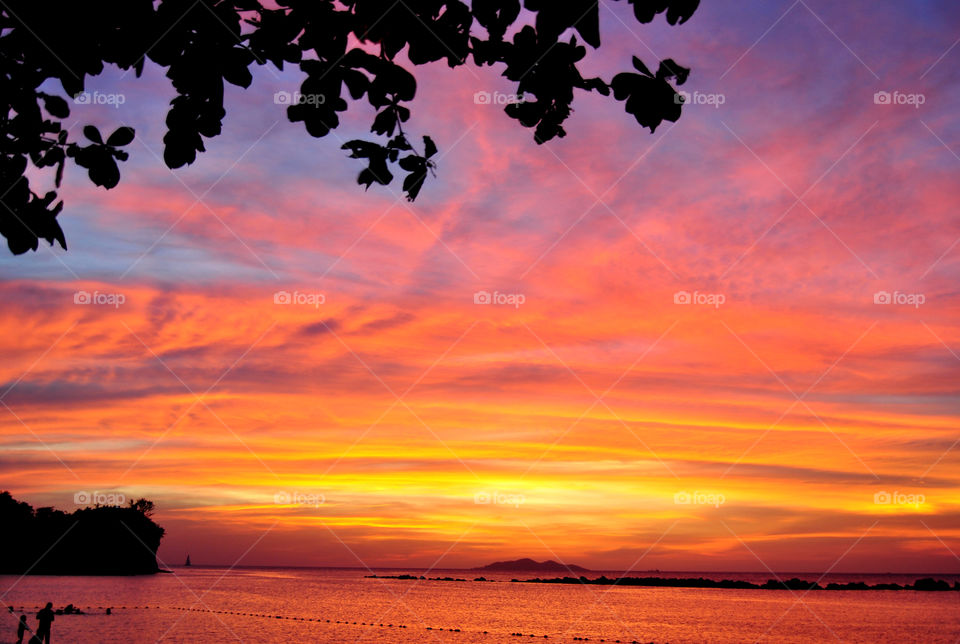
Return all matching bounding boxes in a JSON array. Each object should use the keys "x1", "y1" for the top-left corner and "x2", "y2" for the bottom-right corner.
[
  {"x1": 0, "y1": 491, "x2": 165, "y2": 575},
  {"x1": 475, "y1": 558, "x2": 592, "y2": 573}
]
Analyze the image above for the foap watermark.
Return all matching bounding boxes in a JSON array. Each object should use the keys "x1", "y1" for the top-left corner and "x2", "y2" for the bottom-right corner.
[
  {"x1": 73, "y1": 91, "x2": 126, "y2": 108},
  {"x1": 274, "y1": 91, "x2": 326, "y2": 106},
  {"x1": 473, "y1": 90, "x2": 530, "y2": 105},
  {"x1": 74, "y1": 491, "x2": 126, "y2": 506},
  {"x1": 474, "y1": 491, "x2": 525, "y2": 507},
  {"x1": 474, "y1": 290, "x2": 525, "y2": 308},
  {"x1": 874, "y1": 490, "x2": 925, "y2": 506},
  {"x1": 874, "y1": 90, "x2": 925, "y2": 108},
  {"x1": 674, "y1": 491, "x2": 725, "y2": 507},
  {"x1": 274, "y1": 491, "x2": 325, "y2": 507},
  {"x1": 874, "y1": 290, "x2": 924, "y2": 308},
  {"x1": 74, "y1": 290, "x2": 125, "y2": 308},
  {"x1": 674, "y1": 290, "x2": 725, "y2": 308},
  {"x1": 675, "y1": 90, "x2": 725, "y2": 108},
  {"x1": 274, "y1": 290, "x2": 325, "y2": 308}
]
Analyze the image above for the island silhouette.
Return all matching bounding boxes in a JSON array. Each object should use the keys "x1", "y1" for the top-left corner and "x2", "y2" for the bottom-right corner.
[
  {"x1": 0, "y1": 491, "x2": 165, "y2": 575},
  {"x1": 473, "y1": 558, "x2": 592, "y2": 573}
]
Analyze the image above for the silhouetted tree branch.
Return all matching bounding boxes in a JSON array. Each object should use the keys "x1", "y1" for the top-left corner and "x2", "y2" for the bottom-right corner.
[{"x1": 0, "y1": 0, "x2": 699, "y2": 255}]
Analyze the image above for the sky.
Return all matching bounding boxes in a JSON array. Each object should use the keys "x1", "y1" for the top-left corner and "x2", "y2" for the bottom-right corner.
[{"x1": 2, "y1": 0, "x2": 960, "y2": 573}]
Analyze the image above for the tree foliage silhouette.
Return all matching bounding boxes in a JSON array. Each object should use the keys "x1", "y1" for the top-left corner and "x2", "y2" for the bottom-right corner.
[
  {"x1": 0, "y1": 0, "x2": 699, "y2": 255},
  {"x1": 0, "y1": 491, "x2": 166, "y2": 575}
]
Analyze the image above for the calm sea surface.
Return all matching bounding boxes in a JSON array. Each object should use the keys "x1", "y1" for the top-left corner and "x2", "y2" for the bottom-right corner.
[{"x1": 2, "y1": 568, "x2": 958, "y2": 643}]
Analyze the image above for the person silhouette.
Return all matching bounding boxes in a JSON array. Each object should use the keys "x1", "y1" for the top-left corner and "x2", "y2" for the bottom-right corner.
[
  {"x1": 35, "y1": 603, "x2": 54, "y2": 644},
  {"x1": 16, "y1": 614, "x2": 28, "y2": 644}
]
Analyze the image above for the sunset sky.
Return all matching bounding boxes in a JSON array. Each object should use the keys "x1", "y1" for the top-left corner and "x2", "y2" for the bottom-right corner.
[{"x1": 2, "y1": 0, "x2": 960, "y2": 573}]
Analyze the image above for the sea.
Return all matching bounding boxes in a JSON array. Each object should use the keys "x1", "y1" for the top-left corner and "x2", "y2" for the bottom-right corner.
[{"x1": 2, "y1": 568, "x2": 958, "y2": 643}]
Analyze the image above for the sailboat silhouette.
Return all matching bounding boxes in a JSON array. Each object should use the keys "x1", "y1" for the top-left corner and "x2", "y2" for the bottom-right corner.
[{"x1": 185, "y1": 554, "x2": 191, "y2": 567}]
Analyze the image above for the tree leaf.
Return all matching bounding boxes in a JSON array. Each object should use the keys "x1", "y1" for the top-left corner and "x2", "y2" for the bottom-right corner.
[
  {"x1": 88, "y1": 155, "x2": 120, "y2": 189},
  {"x1": 41, "y1": 94, "x2": 70, "y2": 119},
  {"x1": 106, "y1": 127, "x2": 135, "y2": 147},
  {"x1": 632, "y1": 55, "x2": 653, "y2": 77},
  {"x1": 83, "y1": 126, "x2": 102, "y2": 144}
]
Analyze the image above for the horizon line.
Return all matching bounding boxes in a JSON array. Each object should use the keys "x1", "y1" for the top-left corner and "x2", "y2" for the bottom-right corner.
[{"x1": 164, "y1": 564, "x2": 960, "y2": 575}]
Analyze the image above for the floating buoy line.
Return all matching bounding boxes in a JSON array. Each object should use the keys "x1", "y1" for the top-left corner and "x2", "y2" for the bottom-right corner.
[{"x1": 4, "y1": 602, "x2": 662, "y2": 641}]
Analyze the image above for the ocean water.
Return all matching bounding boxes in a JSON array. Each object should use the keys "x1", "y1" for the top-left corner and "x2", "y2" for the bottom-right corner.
[{"x1": 2, "y1": 568, "x2": 959, "y2": 643}]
